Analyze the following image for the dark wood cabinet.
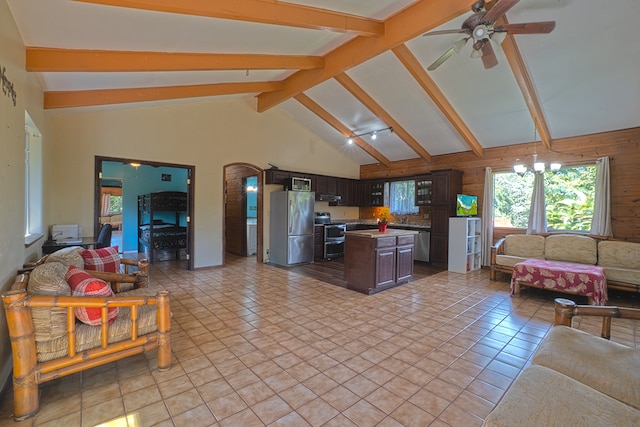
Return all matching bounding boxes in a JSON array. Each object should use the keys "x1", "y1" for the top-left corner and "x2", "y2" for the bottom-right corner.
[
  {"x1": 345, "y1": 232, "x2": 416, "y2": 294},
  {"x1": 314, "y1": 224, "x2": 324, "y2": 260},
  {"x1": 429, "y1": 170, "x2": 463, "y2": 265},
  {"x1": 415, "y1": 175, "x2": 433, "y2": 206},
  {"x1": 368, "y1": 180, "x2": 385, "y2": 206},
  {"x1": 396, "y1": 243, "x2": 415, "y2": 282},
  {"x1": 264, "y1": 169, "x2": 291, "y2": 185}
]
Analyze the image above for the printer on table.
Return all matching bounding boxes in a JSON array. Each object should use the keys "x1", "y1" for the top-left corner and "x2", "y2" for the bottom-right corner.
[{"x1": 51, "y1": 224, "x2": 82, "y2": 244}]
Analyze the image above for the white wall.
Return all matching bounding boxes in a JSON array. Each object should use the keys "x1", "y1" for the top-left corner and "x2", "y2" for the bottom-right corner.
[
  {"x1": 48, "y1": 98, "x2": 361, "y2": 268},
  {"x1": 0, "y1": 0, "x2": 49, "y2": 394}
]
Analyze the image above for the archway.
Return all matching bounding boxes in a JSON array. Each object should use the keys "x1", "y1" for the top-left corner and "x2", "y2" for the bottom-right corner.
[{"x1": 223, "y1": 163, "x2": 263, "y2": 264}]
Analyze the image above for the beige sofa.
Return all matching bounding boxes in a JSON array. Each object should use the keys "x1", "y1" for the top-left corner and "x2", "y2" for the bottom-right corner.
[
  {"x1": 490, "y1": 233, "x2": 640, "y2": 294},
  {"x1": 99, "y1": 213, "x2": 122, "y2": 230},
  {"x1": 483, "y1": 298, "x2": 640, "y2": 426}
]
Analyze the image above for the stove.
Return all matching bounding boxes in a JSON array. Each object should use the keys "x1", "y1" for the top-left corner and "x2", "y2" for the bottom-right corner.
[{"x1": 315, "y1": 213, "x2": 345, "y2": 259}]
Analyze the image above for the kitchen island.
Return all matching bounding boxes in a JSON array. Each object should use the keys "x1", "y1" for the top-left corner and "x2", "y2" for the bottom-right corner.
[{"x1": 344, "y1": 229, "x2": 418, "y2": 294}]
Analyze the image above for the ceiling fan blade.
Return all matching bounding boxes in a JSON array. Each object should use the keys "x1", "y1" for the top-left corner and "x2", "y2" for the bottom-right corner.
[
  {"x1": 423, "y1": 29, "x2": 468, "y2": 36},
  {"x1": 427, "y1": 47, "x2": 457, "y2": 71},
  {"x1": 481, "y1": 41, "x2": 498, "y2": 69},
  {"x1": 483, "y1": 0, "x2": 520, "y2": 23},
  {"x1": 498, "y1": 21, "x2": 556, "y2": 34}
]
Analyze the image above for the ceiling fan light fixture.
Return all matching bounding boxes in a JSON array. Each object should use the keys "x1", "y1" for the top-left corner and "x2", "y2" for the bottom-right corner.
[
  {"x1": 491, "y1": 31, "x2": 507, "y2": 45},
  {"x1": 452, "y1": 38, "x2": 468, "y2": 53},
  {"x1": 470, "y1": 48, "x2": 483, "y2": 58},
  {"x1": 550, "y1": 162, "x2": 562, "y2": 173}
]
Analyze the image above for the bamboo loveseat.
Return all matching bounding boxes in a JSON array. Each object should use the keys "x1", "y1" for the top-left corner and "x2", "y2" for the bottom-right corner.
[{"x1": 2, "y1": 247, "x2": 171, "y2": 420}]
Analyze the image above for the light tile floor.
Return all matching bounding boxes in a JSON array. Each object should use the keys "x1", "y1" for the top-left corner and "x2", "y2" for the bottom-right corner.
[{"x1": 1, "y1": 256, "x2": 638, "y2": 426}]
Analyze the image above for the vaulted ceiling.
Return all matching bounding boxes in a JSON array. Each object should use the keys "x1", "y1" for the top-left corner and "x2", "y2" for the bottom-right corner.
[{"x1": 7, "y1": 0, "x2": 640, "y2": 166}]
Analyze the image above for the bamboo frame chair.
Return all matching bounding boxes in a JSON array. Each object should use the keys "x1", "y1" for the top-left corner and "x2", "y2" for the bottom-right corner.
[
  {"x1": 23, "y1": 255, "x2": 149, "y2": 293},
  {"x1": 554, "y1": 298, "x2": 640, "y2": 339},
  {"x1": 2, "y1": 272, "x2": 171, "y2": 421}
]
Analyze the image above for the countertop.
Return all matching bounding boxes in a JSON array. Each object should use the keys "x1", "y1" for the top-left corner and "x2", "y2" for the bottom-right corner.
[
  {"x1": 337, "y1": 219, "x2": 431, "y2": 230},
  {"x1": 344, "y1": 229, "x2": 419, "y2": 238}
]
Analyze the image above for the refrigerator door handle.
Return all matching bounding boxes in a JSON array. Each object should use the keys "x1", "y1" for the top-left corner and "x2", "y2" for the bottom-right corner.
[{"x1": 289, "y1": 199, "x2": 293, "y2": 234}]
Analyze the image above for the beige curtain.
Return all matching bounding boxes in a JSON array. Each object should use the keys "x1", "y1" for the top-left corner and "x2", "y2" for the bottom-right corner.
[
  {"x1": 527, "y1": 173, "x2": 547, "y2": 234},
  {"x1": 100, "y1": 193, "x2": 111, "y2": 217},
  {"x1": 481, "y1": 167, "x2": 494, "y2": 266},
  {"x1": 590, "y1": 156, "x2": 612, "y2": 236}
]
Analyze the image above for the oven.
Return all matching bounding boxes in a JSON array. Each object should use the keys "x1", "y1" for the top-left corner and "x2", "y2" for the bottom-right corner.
[{"x1": 324, "y1": 223, "x2": 346, "y2": 259}]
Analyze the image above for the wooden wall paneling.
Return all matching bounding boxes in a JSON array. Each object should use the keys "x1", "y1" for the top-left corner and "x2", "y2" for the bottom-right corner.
[{"x1": 360, "y1": 127, "x2": 640, "y2": 242}]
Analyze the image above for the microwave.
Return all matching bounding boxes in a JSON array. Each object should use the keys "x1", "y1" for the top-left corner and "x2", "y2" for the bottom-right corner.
[{"x1": 287, "y1": 177, "x2": 311, "y2": 191}]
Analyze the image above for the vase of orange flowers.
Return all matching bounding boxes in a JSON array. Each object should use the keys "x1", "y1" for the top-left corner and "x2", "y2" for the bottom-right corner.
[{"x1": 377, "y1": 214, "x2": 388, "y2": 232}]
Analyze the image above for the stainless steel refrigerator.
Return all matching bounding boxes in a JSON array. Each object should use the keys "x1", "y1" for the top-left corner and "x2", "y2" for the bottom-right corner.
[{"x1": 270, "y1": 190, "x2": 315, "y2": 266}]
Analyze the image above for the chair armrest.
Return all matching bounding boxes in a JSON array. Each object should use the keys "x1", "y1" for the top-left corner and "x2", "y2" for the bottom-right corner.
[
  {"x1": 89, "y1": 270, "x2": 149, "y2": 292},
  {"x1": 491, "y1": 237, "x2": 506, "y2": 258},
  {"x1": 554, "y1": 298, "x2": 640, "y2": 339},
  {"x1": 120, "y1": 258, "x2": 149, "y2": 275}
]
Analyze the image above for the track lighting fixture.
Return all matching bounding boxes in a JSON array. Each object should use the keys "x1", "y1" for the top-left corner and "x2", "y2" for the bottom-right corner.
[{"x1": 346, "y1": 126, "x2": 393, "y2": 144}]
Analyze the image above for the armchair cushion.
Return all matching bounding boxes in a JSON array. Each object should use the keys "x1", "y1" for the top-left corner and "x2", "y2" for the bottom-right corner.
[
  {"x1": 35, "y1": 287, "x2": 159, "y2": 362},
  {"x1": 44, "y1": 245, "x2": 84, "y2": 269},
  {"x1": 65, "y1": 266, "x2": 118, "y2": 325},
  {"x1": 532, "y1": 325, "x2": 640, "y2": 410},
  {"x1": 27, "y1": 262, "x2": 70, "y2": 341},
  {"x1": 81, "y1": 246, "x2": 120, "y2": 273}
]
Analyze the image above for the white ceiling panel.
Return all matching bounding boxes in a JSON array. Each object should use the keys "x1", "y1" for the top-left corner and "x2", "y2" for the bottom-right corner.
[
  {"x1": 347, "y1": 51, "x2": 471, "y2": 156},
  {"x1": 6, "y1": 0, "x2": 639, "y2": 166},
  {"x1": 278, "y1": 99, "x2": 377, "y2": 167}
]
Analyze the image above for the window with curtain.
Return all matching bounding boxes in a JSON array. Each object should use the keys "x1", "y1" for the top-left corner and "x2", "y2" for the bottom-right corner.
[
  {"x1": 493, "y1": 165, "x2": 597, "y2": 231},
  {"x1": 389, "y1": 180, "x2": 418, "y2": 215}
]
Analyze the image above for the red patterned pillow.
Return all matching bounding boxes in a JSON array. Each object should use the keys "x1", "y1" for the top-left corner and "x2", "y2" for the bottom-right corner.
[
  {"x1": 65, "y1": 266, "x2": 118, "y2": 325},
  {"x1": 81, "y1": 246, "x2": 120, "y2": 273}
]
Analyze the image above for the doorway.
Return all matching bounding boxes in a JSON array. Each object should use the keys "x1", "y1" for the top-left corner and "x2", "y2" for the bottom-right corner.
[
  {"x1": 223, "y1": 163, "x2": 263, "y2": 263},
  {"x1": 94, "y1": 156, "x2": 195, "y2": 270}
]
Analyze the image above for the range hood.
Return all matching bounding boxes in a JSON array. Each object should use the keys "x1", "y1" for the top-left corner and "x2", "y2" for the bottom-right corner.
[{"x1": 318, "y1": 194, "x2": 342, "y2": 202}]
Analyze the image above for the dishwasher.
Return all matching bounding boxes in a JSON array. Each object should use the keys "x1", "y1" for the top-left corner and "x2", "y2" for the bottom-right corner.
[{"x1": 414, "y1": 230, "x2": 430, "y2": 262}]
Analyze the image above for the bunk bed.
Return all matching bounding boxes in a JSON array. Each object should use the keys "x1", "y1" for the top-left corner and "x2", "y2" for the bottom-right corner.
[{"x1": 138, "y1": 191, "x2": 187, "y2": 263}]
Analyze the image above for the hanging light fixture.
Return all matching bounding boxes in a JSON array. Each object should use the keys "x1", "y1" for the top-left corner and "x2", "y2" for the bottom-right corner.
[{"x1": 513, "y1": 119, "x2": 561, "y2": 176}]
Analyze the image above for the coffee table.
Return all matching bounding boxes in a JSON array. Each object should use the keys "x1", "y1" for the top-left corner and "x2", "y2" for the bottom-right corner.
[{"x1": 511, "y1": 258, "x2": 608, "y2": 305}]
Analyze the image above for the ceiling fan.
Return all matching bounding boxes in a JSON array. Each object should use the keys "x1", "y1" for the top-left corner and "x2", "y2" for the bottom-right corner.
[{"x1": 423, "y1": 0, "x2": 555, "y2": 71}]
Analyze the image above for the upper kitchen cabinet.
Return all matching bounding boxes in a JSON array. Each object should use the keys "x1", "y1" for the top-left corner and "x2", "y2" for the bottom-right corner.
[
  {"x1": 264, "y1": 169, "x2": 291, "y2": 185},
  {"x1": 335, "y1": 178, "x2": 359, "y2": 206},
  {"x1": 368, "y1": 180, "x2": 385, "y2": 207},
  {"x1": 415, "y1": 175, "x2": 433, "y2": 206},
  {"x1": 432, "y1": 170, "x2": 462, "y2": 208}
]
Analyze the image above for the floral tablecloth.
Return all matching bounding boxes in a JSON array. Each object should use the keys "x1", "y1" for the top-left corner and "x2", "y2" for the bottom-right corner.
[{"x1": 510, "y1": 258, "x2": 607, "y2": 305}]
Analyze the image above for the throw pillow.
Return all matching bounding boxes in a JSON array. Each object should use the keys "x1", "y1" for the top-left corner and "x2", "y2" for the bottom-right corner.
[
  {"x1": 81, "y1": 246, "x2": 120, "y2": 273},
  {"x1": 65, "y1": 266, "x2": 118, "y2": 325}
]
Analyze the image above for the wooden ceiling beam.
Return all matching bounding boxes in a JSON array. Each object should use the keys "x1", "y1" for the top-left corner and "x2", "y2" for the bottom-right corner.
[
  {"x1": 44, "y1": 81, "x2": 281, "y2": 109},
  {"x1": 391, "y1": 44, "x2": 484, "y2": 158},
  {"x1": 334, "y1": 73, "x2": 431, "y2": 162},
  {"x1": 74, "y1": 0, "x2": 384, "y2": 36},
  {"x1": 26, "y1": 47, "x2": 324, "y2": 72},
  {"x1": 293, "y1": 93, "x2": 392, "y2": 168},
  {"x1": 257, "y1": 0, "x2": 471, "y2": 112},
  {"x1": 499, "y1": 17, "x2": 553, "y2": 149}
]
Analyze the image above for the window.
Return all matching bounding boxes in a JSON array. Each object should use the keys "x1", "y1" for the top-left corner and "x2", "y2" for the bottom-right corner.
[
  {"x1": 493, "y1": 165, "x2": 596, "y2": 231},
  {"x1": 108, "y1": 195, "x2": 123, "y2": 214},
  {"x1": 25, "y1": 112, "x2": 43, "y2": 244},
  {"x1": 389, "y1": 180, "x2": 418, "y2": 215}
]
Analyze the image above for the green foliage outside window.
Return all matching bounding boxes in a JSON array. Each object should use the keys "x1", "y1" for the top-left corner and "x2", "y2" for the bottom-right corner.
[
  {"x1": 109, "y1": 195, "x2": 123, "y2": 215},
  {"x1": 493, "y1": 165, "x2": 596, "y2": 231}
]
